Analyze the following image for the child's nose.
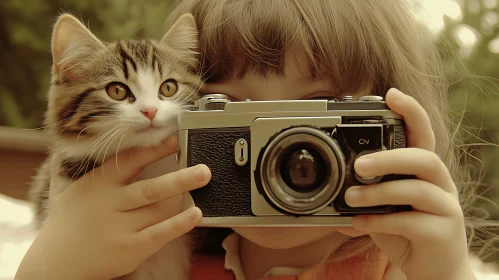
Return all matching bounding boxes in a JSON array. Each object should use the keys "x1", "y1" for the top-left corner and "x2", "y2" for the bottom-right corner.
[{"x1": 141, "y1": 107, "x2": 158, "y2": 120}]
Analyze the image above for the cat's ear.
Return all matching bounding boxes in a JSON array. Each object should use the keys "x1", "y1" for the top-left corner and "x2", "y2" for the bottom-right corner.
[
  {"x1": 160, "y1": 14, "x2": 199, "y2": 65},
  {"x1": 51, "y1": 14, "x2": 105, "y2": 81}
]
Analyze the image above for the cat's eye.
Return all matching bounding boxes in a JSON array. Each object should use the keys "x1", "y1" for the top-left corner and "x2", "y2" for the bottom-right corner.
[
  {"x1": 106, "y1": 83, "x2": 130, "y2": 101},
  {"x1": 160, "y1": 79, "x2": 178, "y2": 97}
]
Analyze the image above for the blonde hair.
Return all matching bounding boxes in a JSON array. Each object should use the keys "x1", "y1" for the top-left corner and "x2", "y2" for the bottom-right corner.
[{"x1": 165, "y1": 0, "x2": 497, "y2": 274}]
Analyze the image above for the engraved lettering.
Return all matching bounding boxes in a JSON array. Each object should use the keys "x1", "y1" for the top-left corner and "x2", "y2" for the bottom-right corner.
[{"x1": 359, "y1": 139, "x2": 370, "y2": 145}]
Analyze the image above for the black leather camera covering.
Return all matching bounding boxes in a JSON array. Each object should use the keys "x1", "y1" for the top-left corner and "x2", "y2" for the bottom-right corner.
[
  {"x1": 186, "y1": 123, "x2": 411, "y2": 217},
  {"x1": 187, "y1": 128, "x2": 252, "y2": 217}
]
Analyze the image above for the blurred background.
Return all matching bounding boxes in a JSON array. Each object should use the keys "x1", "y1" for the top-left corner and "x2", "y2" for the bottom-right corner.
[{"x1": 0, "y1": 0, "x2": 497, "y2": 264}]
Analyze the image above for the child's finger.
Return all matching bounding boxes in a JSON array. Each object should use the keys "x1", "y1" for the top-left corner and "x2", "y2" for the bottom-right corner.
[
  {"x1": 354, "y1": 148, "x2": 456, "y2": 195},
  {"x1": 128, "y1": 198, "x2": 183, "y2": 231},
  {"x1": 344, "y1": 180, "x2": 460, "y2": 216},
  {"x1": 385, "y1": 88, "x2": 435, "y2": 152},
  {"x1": 136, "y1": 207, "x2": 202, "y2": 254},
  {"x1": 92, "y1": 135, "x2": 178, "y2": 185},
  {"x1": 117, "y1": 164, "x2": 211, "y2": 211},
  {"x1": 351, "y1": 211, "x2": 452, "y2": 243}
]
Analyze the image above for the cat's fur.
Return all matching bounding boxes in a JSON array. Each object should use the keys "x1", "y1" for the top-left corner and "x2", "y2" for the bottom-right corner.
[{"x1": 28, "y1": 13, "x2": 203, "y2": 280}]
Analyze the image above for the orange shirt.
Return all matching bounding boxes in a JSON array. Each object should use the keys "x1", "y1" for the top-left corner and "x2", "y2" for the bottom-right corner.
[{"x1": 189, "y1": 249, "x2": 388, "y2": 280}]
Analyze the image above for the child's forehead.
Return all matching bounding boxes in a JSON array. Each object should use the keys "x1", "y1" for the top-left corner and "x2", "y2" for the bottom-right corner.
[
  {"x1": 209, "y1": 47, "x2": 321, "y2": 86},
  {"x1": 202, "y1": 49, "x2": 339, "y2": 101},
  {"x1": 234, "y1": 48, "x2": 317, "y2": 80}
]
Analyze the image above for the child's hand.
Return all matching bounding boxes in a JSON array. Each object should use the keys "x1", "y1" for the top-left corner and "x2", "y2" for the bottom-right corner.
[
  {"x1": 15, "y1": 136, "x2": 210, "y2": 280},
  {"x1": 341, "y1": 89, "x2": 476, "y2": 280}
]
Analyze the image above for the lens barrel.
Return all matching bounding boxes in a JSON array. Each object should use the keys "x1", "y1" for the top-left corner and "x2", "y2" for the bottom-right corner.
[{"x1": 259, "y1": 127, "x2": 345, "y2": 214}]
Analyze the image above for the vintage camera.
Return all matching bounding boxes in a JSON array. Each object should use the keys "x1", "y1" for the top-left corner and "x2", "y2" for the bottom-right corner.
[{"x1": 177, "y1": 94, "x2": 411, "y2": 227}]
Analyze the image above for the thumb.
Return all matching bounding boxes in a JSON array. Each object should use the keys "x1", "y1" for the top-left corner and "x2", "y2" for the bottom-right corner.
[
  {"x1": 336, "y1": 226, "x2": 367, "y2": 237},
  {"x1": 369, "y1": 232, "x2": 410, "y2": 269}
]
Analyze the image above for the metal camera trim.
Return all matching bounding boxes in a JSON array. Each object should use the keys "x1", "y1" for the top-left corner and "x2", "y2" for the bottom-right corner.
[
  {"x1": 194, "y1": 93, "x2": 230, "y2": 111},
  {"x1": 260, "y1": 127, "x2": 346, "y2": 215}
]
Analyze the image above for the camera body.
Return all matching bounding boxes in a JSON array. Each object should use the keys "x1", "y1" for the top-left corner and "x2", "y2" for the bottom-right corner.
[{"x1": 177, "y1": 94, "x2": 410, "y2": 227}]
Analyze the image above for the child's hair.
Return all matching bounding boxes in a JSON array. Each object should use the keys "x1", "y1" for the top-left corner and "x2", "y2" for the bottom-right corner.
[{"x1": 165, "y1": 0, "x2": 498, "y2": 272}]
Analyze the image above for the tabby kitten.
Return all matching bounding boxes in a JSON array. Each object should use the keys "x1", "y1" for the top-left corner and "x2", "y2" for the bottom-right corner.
[{"x1": 29, "y1": 13, "x2": 202, "y2": 280}]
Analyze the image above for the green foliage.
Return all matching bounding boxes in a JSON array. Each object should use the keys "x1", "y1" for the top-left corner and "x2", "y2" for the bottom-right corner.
[
  {"x1": 438, "y1": 1, "x2": 499, "y2": 216},
  {"x1": 435, "y1": 0, "x2": 499, "y2": 263},
  {"x1": 0, "y1": 0, "x2": 172, "y2": 128}
]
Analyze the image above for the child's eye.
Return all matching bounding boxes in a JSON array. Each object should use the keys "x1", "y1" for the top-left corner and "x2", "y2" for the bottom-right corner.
[
  {"x1": 308, "y1": 96, "x2": 333, "y2": 100},
  {"x1": 302, "y1": 92, "x2": 337, "y2": 100}
]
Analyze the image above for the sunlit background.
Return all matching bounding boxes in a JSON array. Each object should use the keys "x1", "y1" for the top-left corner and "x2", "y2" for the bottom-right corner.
[
  {"x1": 414, "y1": 0, "x2": 498, "y2": 55},
  {"x1": 0, "y1": 0, "x2": 497, "y2": 267}
]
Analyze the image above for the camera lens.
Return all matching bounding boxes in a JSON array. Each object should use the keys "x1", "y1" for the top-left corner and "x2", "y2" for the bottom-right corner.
[
  {"x1": 259, "y1": 127, "x2": 345, "y2": 215},
  {"x1": 281, "y1": 146, "x2": 327, "y2": 192}
]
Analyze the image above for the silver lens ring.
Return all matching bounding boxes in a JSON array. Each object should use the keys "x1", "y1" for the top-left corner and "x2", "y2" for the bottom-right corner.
[{"x1": 260, "y1": 127, "x2": 345, "y2": 215}]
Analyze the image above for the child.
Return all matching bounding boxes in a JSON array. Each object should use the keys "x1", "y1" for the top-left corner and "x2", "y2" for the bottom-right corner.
[
  {"x1": 14, "y1": 0, "x2": 494, "y2": 279},
  {"x1": 166, "y1": 0, "x2": 492, "y2": 279}
]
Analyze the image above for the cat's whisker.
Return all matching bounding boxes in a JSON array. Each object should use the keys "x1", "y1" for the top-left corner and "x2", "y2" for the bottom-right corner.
[
  {"x1": 115, "y1": 127, "x2": 130, "y2": 173},
  {"x1": 77, "y1": 121, "x2": 116, "y2": 138},
  {"x1": 73, "y1": 126, "x2": 122, "y2": 182},
  {"x1": 179, "y1": 88, "x2": 199, "y2": 106},
  {"x1": 174, "y1": 79, "x2": 197, "y2": 105},
  {"x1": 180, "y1": 92, "x2": 198, "y2": 106},
  {"x1": 191, "y1": 55, "x2": 214, "y2": 83},
  {"x1": 185, "y1": 81, "x2": 201, "y2": 100},
  {"x1": 82, "y1": 129, "x2": 119, "y2": 181},
  {"x1": 58, "y1": 118, "x2": 113, "y2": 138},
  {"x1": 59, "y1": 125, "x2": 73, "y2": 137},
  {"x1": 71, "y1": 121, "x2": 125, "y2": 179},
  {"x1": 88, "y1": 125, "x2": 126, "y2": 179},
  {"x1": 28, "y1": 117, "x2": 72, "y2": 131},
  {"x1": 77, "y1": 119, "x2": 123, "y2": 139},
  {"x1": 72, "y1": 134, "x2": 110, "y2": 182},
  {"x1": 195, "y1": 59, "x2": 217, "y2": 86},
  {"x1": 99, "y1": 124, "x2": 130, "y2": 166},
  {"x1": 176, "y1": 82, "x2": 200, "y2": 107},
  {"x1": 99, "y1": 126, "x2": 129, "y2": 179},
  {"x1": 79, "y1": 120, "x2": 126, "y2": 151}
]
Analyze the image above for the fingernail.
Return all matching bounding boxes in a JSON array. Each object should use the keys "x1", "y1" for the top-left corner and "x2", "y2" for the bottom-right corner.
[
  {"x1": 193, "y1": 164, "x2": 208, "y2": 181},
  {"x1": 345, "y1": 186, "x2": 362, "y2": 206},
  {"x1": 388, "y1": 87, "x2": 404, "y2": 96},
  {"x1": 388, "y1": 88, "x2": 404, "y2": 105},
  {"x1": 165, "y1": 135, "x2": 178, "y2": 149},
  {"x1": 355, "y1": 157, "x2": 373, "y2": 173}
]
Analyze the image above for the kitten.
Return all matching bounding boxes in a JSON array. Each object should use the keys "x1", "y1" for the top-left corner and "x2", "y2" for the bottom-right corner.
[{"x1": 28, "y1": 13, "x2": 203, "y2": 280}]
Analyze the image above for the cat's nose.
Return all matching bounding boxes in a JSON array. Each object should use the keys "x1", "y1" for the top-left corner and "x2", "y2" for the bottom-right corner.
[{"x1": 141, "y1": 107, "x2": 158, "y2": 121}]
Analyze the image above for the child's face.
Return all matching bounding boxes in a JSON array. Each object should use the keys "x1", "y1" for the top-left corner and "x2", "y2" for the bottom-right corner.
[
  {"x1": 202, "y1": 51, "x2": 359, "y2": 249},
  {"x1": 203, "y1": 51, "x2": 339, "y2": 102}
]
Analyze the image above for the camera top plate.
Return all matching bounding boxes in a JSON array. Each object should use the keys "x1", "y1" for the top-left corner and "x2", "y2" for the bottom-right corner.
[
  {"x1": 179, "y1": 94, "x2": 402, "y2": 130},
  {"x1": 194, "y1": 94, "x2": 388, "y2": 111}
]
